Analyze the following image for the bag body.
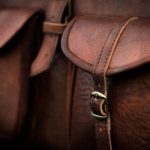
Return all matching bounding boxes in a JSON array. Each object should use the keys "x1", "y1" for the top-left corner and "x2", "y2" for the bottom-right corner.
[
  {"x1": 61, "y1": 14, "x2": 150, "y2": 149},
  {"x1": 0, "y1": 0, "x2": 150, "y2": 150}
]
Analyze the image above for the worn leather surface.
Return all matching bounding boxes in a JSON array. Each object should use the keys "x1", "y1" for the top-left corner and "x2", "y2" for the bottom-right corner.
[
  {"x1": 0, "y1": 0, "x2": 67, "y2": 76},
  {"x1": 74, "y1": 0, "x2": 150, "y2": 17},
  {"x1": 0, "y1": 8, "x2": 39, "y2": 48},
  {"x1": 70, "y1": 68, "x2": 97, "y2": 150},
  {"x1": 110, "y1": 64, "x2": 150, "y2": 150},
  {"x1": 1, "y1": 0, "x2": 70, "y2": 149},
  {"x1": 30, "y1": 52, "x2": 69, "y2": 149},
  {"x1": 71, "y1": 1, "x2": 150, "y2": 150},
  {"x1": 0, "y1": 0, "x2": 149, "y2": 150},
  {"x1": 0, "y1": 0, "x2": 49, "y2": 10},
  {"x1": 61, "y1": 15, "x2": 150, "y2": 76},
  {"x1": 0, "y1": 8, "x2": 42, "y2": 138},
  {"x1": 31, "y1": 0, "x2": 67, "y2": 76}
]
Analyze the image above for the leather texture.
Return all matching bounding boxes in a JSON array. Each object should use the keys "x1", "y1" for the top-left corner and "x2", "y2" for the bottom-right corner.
[
  {"x1": 0, "y1": 0, "x2": 67, "y2": 77},
  {"x1": 74, "y1": 0, "x2": 150, "y2": 17},
  {"x1": 70, "y1": 68, "x2": 97, "y2": 150},
  {"x1": 0, "y1": 0, "x2": 150, "y2": 150},
  {"x1": 68, "y1": 1, "x2": 150, "y2": 148},
  {"x1": 0, "y1": 0, "x2": 50, "y2": 9},
  {"x1": 110, "y1": 64, "x2": 150, "y2": 150},
  {"x1": 90, "y1": 76, "x2": 112, "y2": 150},
  {"x1": 0, "y1": 8, "x2": 38, "y2": 48},
  {"x1": 0, "y1": 8, "x2": 42, "y2": 138},
  {"x1": 61, "y1": 15, "x2": 150, "y2": 76},
  {"x1": 30, "y1": 53, "x2": 69, "y2": 150},
  {"x1": 43, "y1": 22, "x2": 66, "y2": 34},
  {"x1": 30, "y1": 0, "x2": 67, "y2": 76}
]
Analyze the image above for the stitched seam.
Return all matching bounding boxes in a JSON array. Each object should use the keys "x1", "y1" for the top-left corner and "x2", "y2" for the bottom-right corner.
[
  {"x1": 109, "y1": 55, "x2": 148, "y2": 72},
  {"x1": 98, "y1": 17, "x2": 138, "y2": 150},
  {"x1": 103, "y1": 17, "x2": 138, "y2": 75},
  {"x1": 102, "y1": 21, "x2": 124, "y2": 75},
  {"x1": 93, "y1": 17, "x2": 127, "y2": 74},
  {"x1": 95, "y1": 18, "x2": 127, "y2": 150},
  {"x1": 66, "y1": 15, "x2": 119, "y2": 68},
  {"x1": 93, "y1": 25, "x2": 115, "y2": 74},
  {"x1": 100, "y1": 18, "x2": 127, "y2": 76},
  {"x1": 95, "y1": 17, "x2": 138, "y2": 150}
]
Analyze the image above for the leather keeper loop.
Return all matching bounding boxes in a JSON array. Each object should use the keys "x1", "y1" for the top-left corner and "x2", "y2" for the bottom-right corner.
[{"x1": 43, "y1": 22, "x2": 67, "y2": 34}]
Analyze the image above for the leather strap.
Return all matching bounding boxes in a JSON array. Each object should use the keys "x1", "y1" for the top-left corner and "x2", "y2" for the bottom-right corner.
[
  {"x1": 30, "y1": 0, "x2": 67, "y2": 76},
  {"x1": 91, "y1": 76, "x2": 111, "y2": 150},
  {"x1": 93, "y1": 17, "x2": 138, "y2": 75},
  {"x1": 91, "y1": 17, "x2": 138, "y2": 150},
  {"x1": 43, "y1": 22, "x2": 66, "y2": 34},
  {"x1": 66, "y1": 62, "x2": 76, "y2": 149}
]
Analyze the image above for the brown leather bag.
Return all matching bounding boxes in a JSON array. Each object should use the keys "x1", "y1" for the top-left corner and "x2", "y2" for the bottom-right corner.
[
  {"x1": 61, "y1": 15, "x2": 150, "y2": 150},
  {"x1": 60, "y1": 1, "x2": 150, "y2": 149},
  {"x1": 0, "y1": 0, "x2": 150, "y2": 150},
  {"x1": 0, "y1": 0, "x2": 69, "y2": 149}
]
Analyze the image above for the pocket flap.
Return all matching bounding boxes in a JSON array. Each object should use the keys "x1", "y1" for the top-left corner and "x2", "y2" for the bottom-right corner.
[
  {"x1": 61, "y1": 15, "x2": 150, "y2": 75},
  {"x1": 0, "y1": 8, "x2": 39, "y2": 48}
]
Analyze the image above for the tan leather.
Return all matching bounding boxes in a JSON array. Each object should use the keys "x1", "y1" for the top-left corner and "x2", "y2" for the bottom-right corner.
[
  {"x1": 43, "y1": 22, "x2": 66, "y2": 34},
  {"x1": 61, "y1": 15, "x2": 150, "y2": 76}
]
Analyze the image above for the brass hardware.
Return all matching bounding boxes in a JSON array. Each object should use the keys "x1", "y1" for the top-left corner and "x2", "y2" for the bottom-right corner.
[
  {"x1": 91, "y1": 111, "x2": 107, "y2": 120},
  {"x1": 91, "y1": 91, "x2": 108, "y2": 120},
  {"x1": 91, "y1": 91, "x2": 107, "y2": 99},
  {"x1": 100, "y1": 99, "x2": 107, "y2": 116}
]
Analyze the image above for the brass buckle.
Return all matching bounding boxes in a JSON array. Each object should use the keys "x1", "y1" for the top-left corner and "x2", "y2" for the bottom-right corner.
[{"x1": 91, "y1": 91, "x2": 108, "y2": 120}]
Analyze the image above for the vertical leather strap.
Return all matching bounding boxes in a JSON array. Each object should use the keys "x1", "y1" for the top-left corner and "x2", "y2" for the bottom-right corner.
[
  {"x1": 91, "y1": 17, "x2": 138, "y2": 150},
  {"x1": 91, "y1": 76, "x2": 111, "y2": 150},
  {"x1": 30, "y1": 0, "x2": 67, "y2": 76},
  {"x1": 66, "y1": 62, "x2": 76, "y2": 150}
]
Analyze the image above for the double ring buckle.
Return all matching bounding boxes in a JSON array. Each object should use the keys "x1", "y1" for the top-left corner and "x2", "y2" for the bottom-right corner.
[{"x1": 91, "y1": 91, "x2": 108, "y2": 120}]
